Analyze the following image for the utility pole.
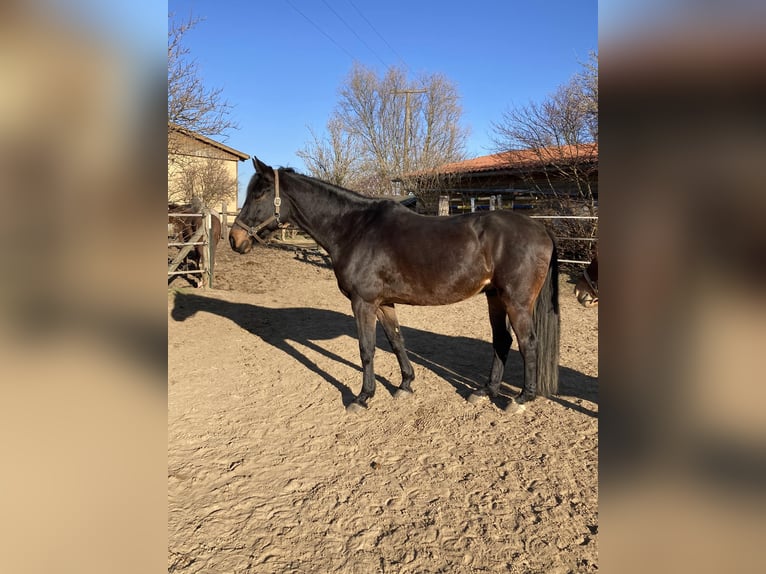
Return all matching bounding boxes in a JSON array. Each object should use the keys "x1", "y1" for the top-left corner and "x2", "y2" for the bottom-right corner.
[{"x1": 394, "y1": 88, "x2": 426, "y2": 175}]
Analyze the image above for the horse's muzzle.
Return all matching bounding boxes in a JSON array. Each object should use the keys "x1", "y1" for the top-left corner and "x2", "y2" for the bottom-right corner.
[{"x1": 229, "y1": 228, "x2": 253, "y2": 254}]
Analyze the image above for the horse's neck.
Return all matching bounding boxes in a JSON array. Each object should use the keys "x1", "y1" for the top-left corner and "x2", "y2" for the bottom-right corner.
[{"x1": 285, "y1": 177, "x2": 370, "y2": 254}]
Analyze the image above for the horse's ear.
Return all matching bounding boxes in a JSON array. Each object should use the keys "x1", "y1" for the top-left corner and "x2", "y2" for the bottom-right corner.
[{"x1": 251, "y1": 156, "x2": 273, "y2": 177}]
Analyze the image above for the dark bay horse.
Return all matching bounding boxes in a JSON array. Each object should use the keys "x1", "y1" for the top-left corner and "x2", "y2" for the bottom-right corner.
[
  {"x1": 230, "y1": 157, "x2": 560, "y2": 412},
  {"x1": 574, "y1": 254, "x2": 598, "y2": 307}
]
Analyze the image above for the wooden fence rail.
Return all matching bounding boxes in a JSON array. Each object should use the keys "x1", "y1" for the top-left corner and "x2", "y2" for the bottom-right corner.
[
  {"x1": 168, "y1": 210, "x2": 214, "y2": 288},
  {"x1": 530, "y1": 215, "x2": 598, "y2": 265}
]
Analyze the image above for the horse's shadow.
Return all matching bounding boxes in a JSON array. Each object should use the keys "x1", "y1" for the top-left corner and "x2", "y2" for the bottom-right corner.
[{"x1": 171, "y1": 293, "x2": 597, "y2": 416}]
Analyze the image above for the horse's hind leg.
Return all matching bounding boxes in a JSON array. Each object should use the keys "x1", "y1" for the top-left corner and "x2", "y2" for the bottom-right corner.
[
  {"x1": 376, "y1": 304, "x2": 415, "y2": 396},
  {"x1": 470, "y1": 290, "x2": 513, "y2": 402},
  {"x1": 506, "y1": 303, "x2": 538, "y2": 403}
]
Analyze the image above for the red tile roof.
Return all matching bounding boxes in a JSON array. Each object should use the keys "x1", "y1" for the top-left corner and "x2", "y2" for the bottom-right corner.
[{"x1": 412, "y1": 144, "x2": 598, "y2": 177}]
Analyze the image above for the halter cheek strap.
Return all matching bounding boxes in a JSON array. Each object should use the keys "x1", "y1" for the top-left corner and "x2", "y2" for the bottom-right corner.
[{"x1": 232, "y1": 169, "x2": 285, "y2": 244}]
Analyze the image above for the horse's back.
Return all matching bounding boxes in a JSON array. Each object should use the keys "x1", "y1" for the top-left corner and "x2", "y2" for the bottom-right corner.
[
  {"x1": 368, "y1": 204, "x2": 552, "y2": 264},
  {"x1": 446, "y1": 209, "x2": 554, "y2": 261},
  {"x1": 370, "y1": 204, "x2": 487, "y2": 261},
  {"x1": 475, "y1": 209, "x2": 550, "y2": 237}
]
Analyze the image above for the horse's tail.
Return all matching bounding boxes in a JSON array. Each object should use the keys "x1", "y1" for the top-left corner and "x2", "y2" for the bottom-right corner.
[{"x1": 534, "y1": 235, "x2": 560, "y2": 397}]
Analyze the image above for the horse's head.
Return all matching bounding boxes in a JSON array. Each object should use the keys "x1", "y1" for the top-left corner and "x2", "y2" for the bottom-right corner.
[
  {"x1": 229, "y1": 156, "x2": 287, "y2": 254},
  {"x1": 574, "y1": 256, "x2": 598, "y2": 308}
]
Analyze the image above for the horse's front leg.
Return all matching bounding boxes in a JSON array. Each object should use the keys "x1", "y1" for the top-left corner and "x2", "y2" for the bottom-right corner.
[
  {"x1": 348, "y1": 298, "x2": 378, "y2": 411},
  {"x1": 376, "y1": 304, "x2": 415, "y2": 397}
]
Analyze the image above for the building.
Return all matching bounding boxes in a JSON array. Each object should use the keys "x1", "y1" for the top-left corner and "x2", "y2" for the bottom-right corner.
[
  {"x1": 399, "y1": 143, "x2": 598, "y2": 215},
  {"x1": 168, "y1": 124, "x2": 249, "y2": 210}
]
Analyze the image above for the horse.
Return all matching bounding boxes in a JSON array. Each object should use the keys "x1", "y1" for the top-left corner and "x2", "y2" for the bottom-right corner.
[
  {"x1": 168, "y1": 201, "x2": 221, "y2": 287},
  {"x1": 229, "y1": 157, "x2": 560, "y2": 413},
  {"x1": 574, "y1": 254, "x2": 598, "y2": 307}
]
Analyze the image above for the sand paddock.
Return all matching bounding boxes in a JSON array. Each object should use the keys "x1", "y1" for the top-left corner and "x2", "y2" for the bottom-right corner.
[{"x1": 169, "y1": 241, "x2": 598, "y2": 573}]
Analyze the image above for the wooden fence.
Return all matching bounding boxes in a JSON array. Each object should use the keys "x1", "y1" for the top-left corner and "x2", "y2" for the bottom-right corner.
[
  {"x1": 528, "y1": 215, "x2": 598, "y2": 265},
  {"x1": 219, "y1": 203, "x2": 235, "y2": 237},
  {"x1": 167, "y1": 209, "x2": 215, "y2": 288}
]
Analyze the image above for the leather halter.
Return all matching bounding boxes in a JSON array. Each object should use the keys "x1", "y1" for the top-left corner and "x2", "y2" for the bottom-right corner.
[{"x1": 232, "y1": 169, "x2": 285, "y2": 245}]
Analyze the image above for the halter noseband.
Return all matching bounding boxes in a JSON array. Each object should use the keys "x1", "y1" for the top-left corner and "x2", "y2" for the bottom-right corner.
[{"x1": 232, "y1": 169, "x2": 285, "y2": 245}]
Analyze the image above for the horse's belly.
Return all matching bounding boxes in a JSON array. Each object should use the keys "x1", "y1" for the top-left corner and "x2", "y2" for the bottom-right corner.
[
  {"x1": 381, "y1": 271, "x2": 491, "y2": 306},
  {"x1": 339, "y1": 239, "x2": 492, "y2": 305}
]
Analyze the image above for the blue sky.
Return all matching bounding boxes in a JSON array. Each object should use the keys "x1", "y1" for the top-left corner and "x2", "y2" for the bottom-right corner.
[{"x1": 169, "y1": 1, "x2": 597, "y2": 205}]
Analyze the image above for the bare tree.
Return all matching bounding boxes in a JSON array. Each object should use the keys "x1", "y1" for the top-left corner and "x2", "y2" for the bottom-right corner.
[
  {"x1": 491, "y1": 53, "x2": 598, "y2": 262},
  {"x1": 168, "y1": 13, "x2": 236, "y2": 163},
  {"x1": 169, "y1": 157, "x2": 237, "y2": 208},
  {"x1": 296, "y1": 118, "x2": 362, "y2": 187},
  {"x1": 490, "y1": 52, "x2": 598, "y2": 208},
  {"x1": 299, "y1": 64, "x2": 468, "y2": 195},
  {"x1": 492, "y1": 83, "x2": 594, "y2": 151},
  {"x1": 575, "y1": 51, "x2": 598, "y2": 142}
]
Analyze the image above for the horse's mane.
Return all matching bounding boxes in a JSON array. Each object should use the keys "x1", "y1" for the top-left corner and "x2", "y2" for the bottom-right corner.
[{"x1": 280, "y1": 168, "x2": 381, "y2": 205}]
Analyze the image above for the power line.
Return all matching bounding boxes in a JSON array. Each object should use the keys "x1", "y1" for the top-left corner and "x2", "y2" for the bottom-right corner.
[
  {"x1": 283, "y1": 0, "x2": 356, "y2": 62},
  {"x1": 320, "y1": 0, "x2": 389, "y2": 68},
  {"x1": 346, "y1": 0, "x2": 409, "y2": 72}
]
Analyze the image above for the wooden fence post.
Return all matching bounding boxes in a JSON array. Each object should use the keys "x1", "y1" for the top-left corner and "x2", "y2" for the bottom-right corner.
[
  {"x1": 199, "y1": 208, "x2": 208, "y2": 288},
  {"x1": 438, "y1": 195, "x2": 449, "y2": 216},
  {"x1": 205, "y1": 210, "x2": 214, "y2": 288}
]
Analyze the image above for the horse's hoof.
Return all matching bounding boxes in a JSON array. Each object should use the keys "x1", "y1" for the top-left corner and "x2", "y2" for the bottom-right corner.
[
  {"x1": 467, "y1": 392, "x2": 488, "y2": 405},
  {"x1": 394, "y1": 388, "x2": 413, "y2": 400},
  {"x1": 346, "y1": 401, "x2": 367, "y2": 414},
  {"x1": 504, "y1": 400, "x2": 526, "y2": 414},
  {"x1": 518, "y1": 392, "x2": 536, "y2": 404}
]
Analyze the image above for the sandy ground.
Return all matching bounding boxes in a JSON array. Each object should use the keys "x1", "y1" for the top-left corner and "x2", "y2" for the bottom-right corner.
[{"x1": 168, "y1": 240, "x2": 598, "y2": 573}]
